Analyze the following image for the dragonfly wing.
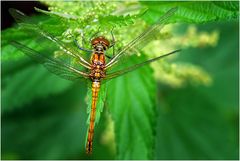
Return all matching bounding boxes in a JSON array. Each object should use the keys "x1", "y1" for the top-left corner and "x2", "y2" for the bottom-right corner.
[
  {"x1": 105, "y1": 49, "x2": 181, "y2": 80},
  {"x1": 28, "y1": 25, "x2": 92, "y2": 69},
  {"x1": 11, "y1": 41, "x2": 90, "y2": 81},
  {"x1": 106, "y1": 7, "x2": 178, "y2": 68},
  {"x1": 9, "y1": 8, "x2": 28, "y2": 22},
  {"x1": 9, "y1": 8, "x2": 91, "y2": 69}
]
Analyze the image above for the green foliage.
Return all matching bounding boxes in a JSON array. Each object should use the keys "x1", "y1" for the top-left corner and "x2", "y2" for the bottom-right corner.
[
  {"x1": 1, "y1": 1, "x2": 239, "y2": 160},
  {"x1": 155, "y1": 21, "x2": 239, "y2": 159},
  {"x1": 2, "y1": 64, "x2": 72, "y2": 112},
  {"x1": 107, "y1": 55, "x2": 156, "y2": 159},
  {"x1": 1, "y1": 15, "x2": 66, "y2": 61},
  {"x1": 2, "y1": 83, "x2": 89, "y2": 159},
  {"x1": 141, "y1": 1, "x2": 239, "y2": 23}
]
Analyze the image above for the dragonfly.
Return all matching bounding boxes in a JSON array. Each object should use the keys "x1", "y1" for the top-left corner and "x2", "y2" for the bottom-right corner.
[{"x1": 9, "y1": 7, "x2": 180, "y2": 154}]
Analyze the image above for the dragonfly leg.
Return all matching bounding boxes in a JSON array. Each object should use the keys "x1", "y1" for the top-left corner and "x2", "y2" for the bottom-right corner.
[
  {"x1": 70, "y1": 33, "x2": 92, "y2": 53},
  {"x1": 81, "y1": 32, "x2": 88, "y2": 48},
  {"x1": 105, "y1": 54, "x2": 112, "y2": 59},
  {"x1": 74, "y1": 38, "x2": 92, "y2": 53},
  {"x1": 105, "y1": 29, "x2": 116, "y2": 61},
  {"x1": 109, "y1": 27, "x2": 116, "y2": 57}
]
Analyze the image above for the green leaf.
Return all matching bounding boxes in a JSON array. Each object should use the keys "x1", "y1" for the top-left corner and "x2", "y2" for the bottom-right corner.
[
  {"x1": 99, "y1": 9, "x2": 147, "y2": 28},
  {"x1": 35, "y1": 7, "x2": 78, "y2": 20},
  {"x1": 140, "y1": 1, "x2": 239, "y2": 24},
  {"x1": 156, "y1": 87, "x2": 238, "y2": 159},
  {"x1": 1, "y1": 28, "x2": 29, "y2": 47},
  {"x1": 155, "y1": 21, "x2": 238, "y2": 159},
  {"x1": 1, "y1": 83, "x2": 89, "y2": 159},
  {"x1": 1, "y1": 64, "x2": 73, "y2": 112},
  {"x1": 107, "y1": 54, "x2": 157, "y2": 159},
  {"x1": 213, "y1": 1, "x2": 239, "y2": 11}
]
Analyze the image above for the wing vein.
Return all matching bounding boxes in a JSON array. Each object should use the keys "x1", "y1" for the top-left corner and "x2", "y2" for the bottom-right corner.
[{"x1": 106, "y1": 7, "x2": 178, "y2": 69}]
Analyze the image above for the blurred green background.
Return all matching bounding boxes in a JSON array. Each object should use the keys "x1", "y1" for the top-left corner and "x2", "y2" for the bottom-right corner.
[{"x1": 1, "y1": 1, "x2": 239, "y2": 160}]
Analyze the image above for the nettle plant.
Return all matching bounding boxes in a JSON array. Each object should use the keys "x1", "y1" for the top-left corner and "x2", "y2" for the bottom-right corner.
[{"x1": 2, "y1": 1, "x2": 238, "y2": 159}]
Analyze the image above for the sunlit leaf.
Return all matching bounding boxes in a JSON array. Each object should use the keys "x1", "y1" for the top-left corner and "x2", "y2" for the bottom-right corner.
[
  {"x1": 107, "y1": 55, "x2": 156, "y2": 159},
  {"x1": 141, "y1": 1, "x2": 239, "y2": 24}
]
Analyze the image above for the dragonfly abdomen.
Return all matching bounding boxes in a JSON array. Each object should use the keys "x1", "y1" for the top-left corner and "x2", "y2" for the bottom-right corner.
[{"x1": 86, "y1": 81, "x2": 101, "y2": 154}]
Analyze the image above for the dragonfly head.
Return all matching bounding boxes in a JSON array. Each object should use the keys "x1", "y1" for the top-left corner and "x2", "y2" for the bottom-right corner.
[{"x1": 91, "y1": 36, "x2": 110, "y2": 51}]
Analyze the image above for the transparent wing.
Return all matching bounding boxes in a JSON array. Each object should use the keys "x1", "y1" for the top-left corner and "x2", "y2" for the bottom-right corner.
[
  {"x1": 11, "y1": 41, "x2": 90, "y2": 81},
  {"x1": 9, "y1": 8, "x2": 28, "y2": 22},
  {"x1": 105, "y1": 49, "x2": 181, "y2": 80},
  {"x1": 9, "y1": 8, "x2": 91, "y2": 69},
  {"x1": 106, "y1": 7, "x2": 178, "y2": 68}
]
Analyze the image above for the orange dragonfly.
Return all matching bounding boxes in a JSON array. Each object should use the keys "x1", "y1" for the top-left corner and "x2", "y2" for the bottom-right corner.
[{"x1": 9, "y1": 7, "x2": 180, "y2": 154}]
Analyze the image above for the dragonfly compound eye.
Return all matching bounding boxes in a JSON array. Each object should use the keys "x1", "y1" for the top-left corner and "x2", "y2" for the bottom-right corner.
[{"x1": 91, "y1": 36, "x2": 110, "y2": 49}]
